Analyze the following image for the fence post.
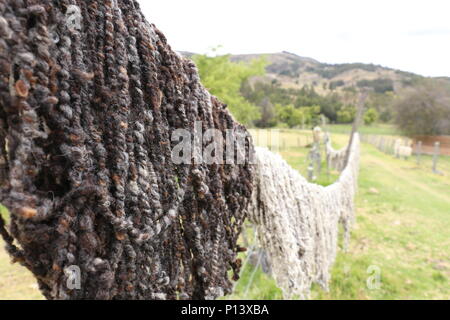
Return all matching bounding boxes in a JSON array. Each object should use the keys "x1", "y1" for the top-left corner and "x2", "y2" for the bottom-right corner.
[
  {"x1": 380, "y1": 137, "x2": 385, "y2": 153},
  {"x1": 395, "y1": 139, "x2": 400, "y2": 158},
  {"x1": 309, "y1": 142, "x2": 321, "y2": 176},
  {"x1": 432, "y1": 141, "x2": 440, "y2": 174},
  {"x1": 416, "y1": 141, "x2": 422, "y2": 165},
  {"x1": 344, "y1": 90, "x2": 368, "y2": 166},
  {"x1": 268, "y1": 129, "x2": 272, "y2": 151},
  {"x1": 307, "y1": 163, "x2": 314, "y2": 181},
  {"x1": 316, "y1": 145, "x2": 322, "y2": 176}
]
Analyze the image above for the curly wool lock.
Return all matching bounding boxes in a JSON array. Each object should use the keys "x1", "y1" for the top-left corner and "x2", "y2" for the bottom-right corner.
[{"x1": 0, "y1": 0, "x2": 253, "y2": 300}]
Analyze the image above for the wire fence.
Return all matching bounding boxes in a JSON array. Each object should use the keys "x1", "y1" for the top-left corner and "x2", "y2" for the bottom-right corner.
[{"x1": 360, "y1": 134, "x2": 449, "y2": 175}]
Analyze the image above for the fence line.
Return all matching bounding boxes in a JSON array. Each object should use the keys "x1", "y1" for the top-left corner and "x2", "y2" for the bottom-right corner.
[{"x1": 360, "y1": 134, "x2": 445, "y2": 174}]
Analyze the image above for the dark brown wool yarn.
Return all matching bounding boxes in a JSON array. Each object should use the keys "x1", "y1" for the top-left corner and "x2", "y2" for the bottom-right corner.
[{"x1": 0, "y1": 0, "x2": 253, "y2": 299}]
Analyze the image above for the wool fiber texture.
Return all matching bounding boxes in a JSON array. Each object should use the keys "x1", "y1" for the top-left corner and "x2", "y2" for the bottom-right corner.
[
  {"x1": 0, "y1": 0, "x2": 253, "y2": 300},
  {"x1": 326, "y1": 137, "x2": 348, "y2": 172},
  {"x1": 248, "y1": 134, "x2": 360, "y2": 299}
]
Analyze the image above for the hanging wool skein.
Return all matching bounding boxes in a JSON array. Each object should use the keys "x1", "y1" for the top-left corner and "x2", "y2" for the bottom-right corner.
[
  {"x1": 0, "y1": 0, "x2": 253, "y2": 299},
  {"x1": 326, "y1": 136, "x2": 348, "y2": 172},
  {"x1": 247, "y1": 134, "x2": 360, "y2": 299}
]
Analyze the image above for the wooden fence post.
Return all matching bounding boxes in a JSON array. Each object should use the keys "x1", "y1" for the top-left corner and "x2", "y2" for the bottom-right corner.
[
  {"x1": 307, "y1": 163, "x2": 314, "y2": 181},
  {"x1": 344, "y1": 90, "x2": 368, "y2": 166},
  {"x1": 432, "y1": 141, "x2": 440, "y2": 173},
  {"x1": 268, "y1": 129, "x2": 272, "y2": 151},
  {"x1": 416, "y1": 141, "x2": 422, "y2": 165}
]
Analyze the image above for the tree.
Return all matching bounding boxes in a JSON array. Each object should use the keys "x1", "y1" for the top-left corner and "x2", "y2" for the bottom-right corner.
[
  {"x1": 337, "y1": 105, "x2": 356, "y2": 123},
  {"x1": 365, "y1": 91, "x2": 395, "y2": 123},
  {"x1": 364, "y1": 108, "x2": 379, "y2": 125},
  {"x1": 357, "y1": 78, "x2": 394, "y2": 94},
  {"x1": 394, "y1": 80, "x2": 450, "y2": 136},
  {"x1": 275, "y1": 104, "x2": 320, "y2": 128},
  {"x1": 254, "y1": 97, "x2": 277, "y2": 128},
  {"x1": 192, "y1": 50, "x2": 267, "y2": 126}
]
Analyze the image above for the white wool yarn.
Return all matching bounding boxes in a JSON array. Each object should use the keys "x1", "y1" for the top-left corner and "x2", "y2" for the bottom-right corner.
[
  {"x1": 247, "y1": 134, "x2": 360, "y2": 299},
  {"x1": 326, "y1": 137, "x2": 348, "y2": 171}
]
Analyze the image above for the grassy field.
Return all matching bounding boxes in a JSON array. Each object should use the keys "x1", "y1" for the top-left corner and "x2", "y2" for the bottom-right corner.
[
  {"x1": 0, "y1": 130, "x2": 449, "y2": 300},
  {"x1": 326, "y1": 123, "x2": 401, "y2": 136}
]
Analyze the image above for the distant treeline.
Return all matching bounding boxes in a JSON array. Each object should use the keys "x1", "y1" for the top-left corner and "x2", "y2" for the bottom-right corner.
[{"x1": 193, "y1": 53, "x2": 450, "y2": 135}]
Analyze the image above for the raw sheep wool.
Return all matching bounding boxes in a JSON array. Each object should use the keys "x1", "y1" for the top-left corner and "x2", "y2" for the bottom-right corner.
[
  {"x1": 0, "y1": 0, "x2": 253, "y2": 299},
  {"x1": 326, "y1": 135, "x2": 348, "y2": 172},
  {"x1": 247, "y1": 134, "x2": 360, "y2": 299}
]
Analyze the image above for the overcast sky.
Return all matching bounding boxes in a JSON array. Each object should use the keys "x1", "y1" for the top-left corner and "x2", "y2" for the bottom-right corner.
[{"x1": 138, "y1": 0, "x2": 450, "y2": 77}]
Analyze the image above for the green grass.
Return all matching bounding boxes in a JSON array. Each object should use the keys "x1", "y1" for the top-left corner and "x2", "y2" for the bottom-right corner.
[
  {"x1": 323, "y1": 141, "x2": 450, "y2": 299},
  {"x1": 0, "y1": 130, "x2": 449, "y2": 299},
  {"x1": 327, "y1": 123, "x2": 401, "y2": 136}
]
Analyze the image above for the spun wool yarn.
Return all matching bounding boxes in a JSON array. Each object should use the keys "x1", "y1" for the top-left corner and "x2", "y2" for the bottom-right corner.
[
  {"x1": 0, "y1": 0, "x2": 253, "y2": 300},
  {"x1": 247, "y1": 134, "x2": 360, "y2": 299}
]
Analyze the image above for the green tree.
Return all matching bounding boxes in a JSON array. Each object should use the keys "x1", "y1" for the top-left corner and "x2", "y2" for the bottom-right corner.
[
  {"x1": 255, "y1": 97, "x2": 277, "y2": 128},
  {"x1": 275, "y1": 104, "x2": 320, "y2": 128},
  {"x1": 364, "y1": 108, "x2": 379, "y2": 125},
  {"x1": 394, "y1": 80, "x2": 450, "y2": 135},
  {"x1": 192, "y1": 50, "x2": 267, "y2": 126},
  {"x1": 337, "y1": 105, "x2": 356, "y2": 123},
  {"x1": 365, "y1": 91, "x2": 395, "y2": 123}
]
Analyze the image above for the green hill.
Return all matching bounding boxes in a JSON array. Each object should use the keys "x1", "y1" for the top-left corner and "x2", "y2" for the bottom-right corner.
[{"x1": 229, "y1": 51, "x2": 448, "y2": 95}]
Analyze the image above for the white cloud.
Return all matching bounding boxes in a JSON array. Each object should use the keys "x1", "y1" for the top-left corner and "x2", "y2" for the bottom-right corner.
[{"x1": 138, "y1": 0, "x2": 450, "y2": 77}]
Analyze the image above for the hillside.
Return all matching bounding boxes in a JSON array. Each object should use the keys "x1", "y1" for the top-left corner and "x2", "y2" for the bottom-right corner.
[
  {"x1": 183, "y1": 50, "x2": 450, "y2": 95},
  {"x1": 230, "y1": 51, "x2": 450, "y2": 95}
]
